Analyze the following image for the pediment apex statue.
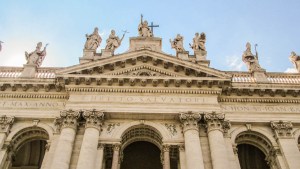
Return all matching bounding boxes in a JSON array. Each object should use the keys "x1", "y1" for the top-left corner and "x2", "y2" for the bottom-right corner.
[
  {"x1": 25, "y1": 42, "x2": 47, "y2": 67},
  {"x1": 138, "y1": 15, "x2": 153, "y2": 37},
  {"x1": 289, "y1": 51, "x2": 300, "y2": 73}
]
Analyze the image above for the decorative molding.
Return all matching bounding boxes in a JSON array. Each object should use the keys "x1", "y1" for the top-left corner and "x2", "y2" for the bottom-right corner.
[
  {"x1": 0, "y1": 93, "x2": 68, "y2": 99},
  {"x1": 0, "y1": 116, "x2": 15, "y2": 133},
  {"x1": 162, "y1": 144, "x2": 170, "y2": 152},
  {"x1": 204, "y1": 112, "x2": 230, "y2": 133},
  {"x1": 82, "y1": 109, "x2": 104, "y2": 130},
  {"x1": 219, "y1": 97, "x2": 300, "y2": 103},
  {"x1": 178, "y1": 144, "x2": 185, "y2": 152},
  {"x1": 107, "y1": 123, "x2": 120, "y2": 134},
  {"x1": 179, "y1": 111, "x2": 201, "y2": 132},
  {"x1": 164, "y1": 123, "x2": 177, "y2": 136},
  {"x1": 54, "y1": 109, "x2": 80, "y2": 131},
  {"x1": 270, "y1": 121, "x2": 293, "y2": 139}
]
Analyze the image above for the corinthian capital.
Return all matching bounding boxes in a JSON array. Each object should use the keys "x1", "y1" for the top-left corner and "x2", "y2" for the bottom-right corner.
[
  {"x1": 83, "y1": 109, "x2": 104, "y2": 130},
  {"x1": 179, "y1": 111, "x2": 201, "y2": 131},
  {"x1": 204, "y1": 112, "x2": 229, "y2": 133},
  {"x1": 270, "y1": 121, "x2": 293, "y2": 138},
  {"x1": 54, "y1": 109, "x2": 80, "y2": 131},
  {"x1": 0, "y1": 116, "x2": 15, "y2": 133}
]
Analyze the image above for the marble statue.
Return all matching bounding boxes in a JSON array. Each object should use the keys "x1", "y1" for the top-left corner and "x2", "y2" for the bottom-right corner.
[
  {"x1": 138, "y1": 15, "x2": 153, "y2": 37},
  {"x1": 25, "y1": 42, "x2": 47, "y2": 67},
  {"x1": 105, "y1": 30, "x2": 125, "y2": 52},
  {"x1": 242, "y1": 42, "x2": 263, "y2": 72},
  {"x1": 84, "y1": 27, "x2": 102, "y2": 50},
  {"x1": 289, "y1": 51, "x2": 300, "y2": 73},
  {"x1": 190, "y1": 32, "x2": 206, "y2": 52},
  {"x1": 170, "y1": 34, "x2": 185, "y2": 52}
]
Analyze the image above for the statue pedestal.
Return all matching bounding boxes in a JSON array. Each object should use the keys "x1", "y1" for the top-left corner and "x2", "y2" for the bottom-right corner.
[
  {"x1": 101, "y1": 49, "x2": 113, "y2": 58},
  {"x1": 177, "y1": 51, "x2": 189, "y2": 61},
  {"x1": 195, "y1": 50, "x2": 207, "y2": 61},
  {"x1": 129, "y1": 37, "x2": 162, "y2": 52},
  {"x1": 20, "y1": 64, "x2": 37, "y2": 78},
  {"x1": 253, "y1": 70, "x2": 268, "y2": 83},
  {"x1": 80, "y1": 49, "x2": 95, "y2": 64}
]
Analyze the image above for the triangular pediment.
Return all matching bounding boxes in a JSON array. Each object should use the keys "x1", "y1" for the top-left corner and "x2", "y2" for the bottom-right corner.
[{"x1": 56, "y1": 49, "x2": 231, "y2": 80}]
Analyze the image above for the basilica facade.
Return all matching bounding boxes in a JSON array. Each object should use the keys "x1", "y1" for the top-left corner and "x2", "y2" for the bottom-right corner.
[{"x1": 0, "y1": 20, "x2": 300, "y2": 169}]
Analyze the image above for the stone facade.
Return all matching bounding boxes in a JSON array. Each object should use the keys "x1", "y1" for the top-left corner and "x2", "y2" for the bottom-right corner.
[{"x1": 0, "y1": 26, "x2": 300, "y2": 169}]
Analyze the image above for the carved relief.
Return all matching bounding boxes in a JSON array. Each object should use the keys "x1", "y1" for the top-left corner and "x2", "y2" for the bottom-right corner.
[
  {"x1": 179, "y1": 111, "x2": 201, "y2": 131},
  {"x1": 54, "y1": 109, "x2": 80, "y2": 131},
  {"x1": 107, "y1": 123, "x2": 120, "y2": 134},
  {"x1": 164, "y1": 123, "x2": 177, "y2": 136},
  {"x1": 82, "y1": 109, "x2": 104, "y2": 130},
  {"x1": 0, "y1": 115, "x2": 14, "y2": 133},
  {"x1": 270, "y1": 121, "x2": 293, "y2": 138}
]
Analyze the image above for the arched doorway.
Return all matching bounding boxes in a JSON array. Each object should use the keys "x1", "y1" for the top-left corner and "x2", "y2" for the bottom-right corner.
[
  {"x1": 9, "y1": 127, "x2": 49, "y2": 169},
  {"x1": 237, "y1": 144, "x2": 270, "y2": 169},
  {"x1": 121, "y1": 141, "x2": 162, "y2": 169},
  {"x1": 235, "y1": 131, "x2": 273, "y2": 169},
  {"x1": 119, "y1": 125, "x2": 163, "y2": 169}
]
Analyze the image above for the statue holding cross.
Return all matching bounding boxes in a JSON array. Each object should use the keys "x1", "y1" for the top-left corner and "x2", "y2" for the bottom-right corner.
[{"x1": 138, "y1": 14, "x2": 154, "y2": 37}]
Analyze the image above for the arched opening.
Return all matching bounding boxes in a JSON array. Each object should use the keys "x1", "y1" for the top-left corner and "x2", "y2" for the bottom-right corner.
[
  {"x1": 235, "y1": 131, "x2": 273, "y2": 169},
  {"x1": 9, "y1": 127, "x2": 49, "y2": 169},
  {"x1": 121, "y1": 141, "x2": 162, "y2": 169},
  {"x1": 119, "y1": 125, "x2": 164, "y2": 169},
  {"x1": 237, "y1": 144, "x2": 270, "y2": 169}
]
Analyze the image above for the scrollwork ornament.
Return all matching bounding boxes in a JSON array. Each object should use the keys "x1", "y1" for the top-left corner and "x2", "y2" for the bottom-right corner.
[
  {"x1": 270, "y1": 120, "x2": 293, "y2": 138},
  {"x1": 54, "y1": 109, "x2": 80, "y2": 131},
  {"x1": 204, "y1": 112, "x2": 227, "y2": 133}
]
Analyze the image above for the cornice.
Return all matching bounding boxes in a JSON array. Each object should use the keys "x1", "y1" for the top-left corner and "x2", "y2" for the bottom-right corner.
[
  {"x1": 0, "y1": 92, "x2": 68, "y2": 99},
  {"x1": 219, "y1": 96, "x2": 300, "y2": 103}
]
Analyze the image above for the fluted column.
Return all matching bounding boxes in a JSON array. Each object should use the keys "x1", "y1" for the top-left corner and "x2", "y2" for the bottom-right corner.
[
  {"x1": 76, "y1": 110, "x2": 104, "y2": 169},
  {"x1": 95, "y1": 144, "x2": 105, "y2": 169},
  {"x1": 270, "y1": 121, "x2": 300, "y2": 169},
  {"x1": 111, "y1": 144, "x2": 121, "y2": 169},
  {"x1": 0, "y1": 116, "x2": 14, "y2": 169},
  {"x1": 204, "y1": 112, "x2": 230, "y2": 169},
  {"x1": 50, "y1": 109, "x2": 80, "y2": 169},
  {"x1": 179, "y1": 111, "x2": 204, "y2": 169},
  {"x1": 178, "y1": 144, "x2": 186, "y2": 169},
  {"x1": 162, "y1": 144, "x2": 170, "y2": 169}
]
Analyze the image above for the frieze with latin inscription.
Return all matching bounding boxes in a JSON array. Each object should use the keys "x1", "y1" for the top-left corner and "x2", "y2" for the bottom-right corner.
[
  {"x1": 0, "y1": 101, "x2": 66, "y2": 109},
  {"x1": 221, "y1": 105, "x2": 300, "y2": 113}
]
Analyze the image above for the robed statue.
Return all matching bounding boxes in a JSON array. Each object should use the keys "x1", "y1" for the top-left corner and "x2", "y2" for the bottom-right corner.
[
  {"x1": 84, "y1": 27, "x2": 102, "y2": 50},
  {"x1": 242, "y1": 42, "x2": 263, "y2": 72},
  {"x1": 105, "y1": 30, "x2": 125, "y2": 52},
  {"x1": 190, "y1": 32, "x2": 206, "y2": 52},
  {"x1": 138, "y1": 15, "x2": 153, "y2": 37},
  {"x1": 25, "y1": 42, "x2": 48, "y2": 67},
  {"x1": 170, "y1": 34, "x2": 185, "y2": 52},
  {"x1": 289, "y1": 51, "x2": 300, "y2": 73}
]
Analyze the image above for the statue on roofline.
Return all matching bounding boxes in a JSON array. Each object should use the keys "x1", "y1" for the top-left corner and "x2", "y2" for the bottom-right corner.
[
  {"x1": 170, "y1": 34, "x2": 185, "y2": 53},
  {"x1": 105, "y1": 30, "x2": 125, "y2": 52},
  {"x1": 138, "y1": 15, "x2": 153, "y2": 37},
  {"x1": 289, "y1": 51, "x2": 300, "y2": 73},
  {"x1": 84, "y1": 27, "x2": 102, "y2": 51},
  {"x1": 190, "y1": 32, "x2": 206, "y2": 52},
  {"x1": 25, "y1": 42, "x2": 48, "y2": 67},
  {"x1": 242, "y1": 42, "x2": 264, "y2": 72}
]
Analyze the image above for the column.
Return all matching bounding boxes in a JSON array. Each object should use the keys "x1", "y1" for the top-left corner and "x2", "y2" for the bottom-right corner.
[
  {"x1": 0, "y1": 116, "x2": 14, "y2": 169},
  {"x1": 76, "y1": 110, "x2": 104, "y2": 169},
  {"x1": 204, "y1": 112, "x2": 230, "y2": 169},
  {"x1": 179, "y1": 111, "x2": 204, "y2": 169},
  {"x1": 271, "y1": 121, "x2": 300, "y2": 169},
  {"x1": 50, "y1": 109, "x2": 80, "y2": 169},
  {"x1": 40, "y1": 141, "x2": 51, "y2": 169},
  {"x1": 162, "y1": 144, "x2": 170, "y2": 169},
  {"x1": 95, "y1": 144, "x2": 105, "y2": 169},
  {"x1": 111, "y1": 144, "x2": 121, "y2": 169},
  {"x1": 178, "y1": 144, "x2": 186, "y2": 169}
]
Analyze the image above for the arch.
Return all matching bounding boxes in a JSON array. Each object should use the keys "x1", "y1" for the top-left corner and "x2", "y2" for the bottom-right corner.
[
  {"x1": 121, "y1": 124, "x2": 163, "y2": 150},
  {"x1": 230, "y1": 126, "x2": 277, "y2": 147},
  {"x1": 293, "y1": 128, "x2": 300, "y2": 144},
  {"x1": 7, "y1": 122, "x2": 54, "y2": 141},
  {"x1": 112, "y1": 120, "x2": 171, "y2": 141},
  {"x1": 10, "y1": 126, "x2": 49, "y2": 152}
]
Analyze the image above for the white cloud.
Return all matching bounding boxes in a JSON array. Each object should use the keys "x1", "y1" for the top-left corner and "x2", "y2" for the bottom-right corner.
[
  {"x1": 284, "y1": 68, "x2": 298, "y2": 73},
  {"x1": 225, "y1": 55, "x2": 244, "y2": 71}
]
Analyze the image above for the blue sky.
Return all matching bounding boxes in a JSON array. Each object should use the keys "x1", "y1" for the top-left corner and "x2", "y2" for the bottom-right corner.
[{"x1": 0, "y1": 0, "x2": 299, "y2": 72}]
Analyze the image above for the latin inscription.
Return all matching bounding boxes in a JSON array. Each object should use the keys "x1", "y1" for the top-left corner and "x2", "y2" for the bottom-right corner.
[
  {"x1": 221, "y1": 105, "x2": 300, "y2": 113},
  {"x1": 72, "y1": 95, "x2": 217, "y2": 104},
  {"x1": 0, "y1": 101, "x2": 66, "y2": 109}
]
